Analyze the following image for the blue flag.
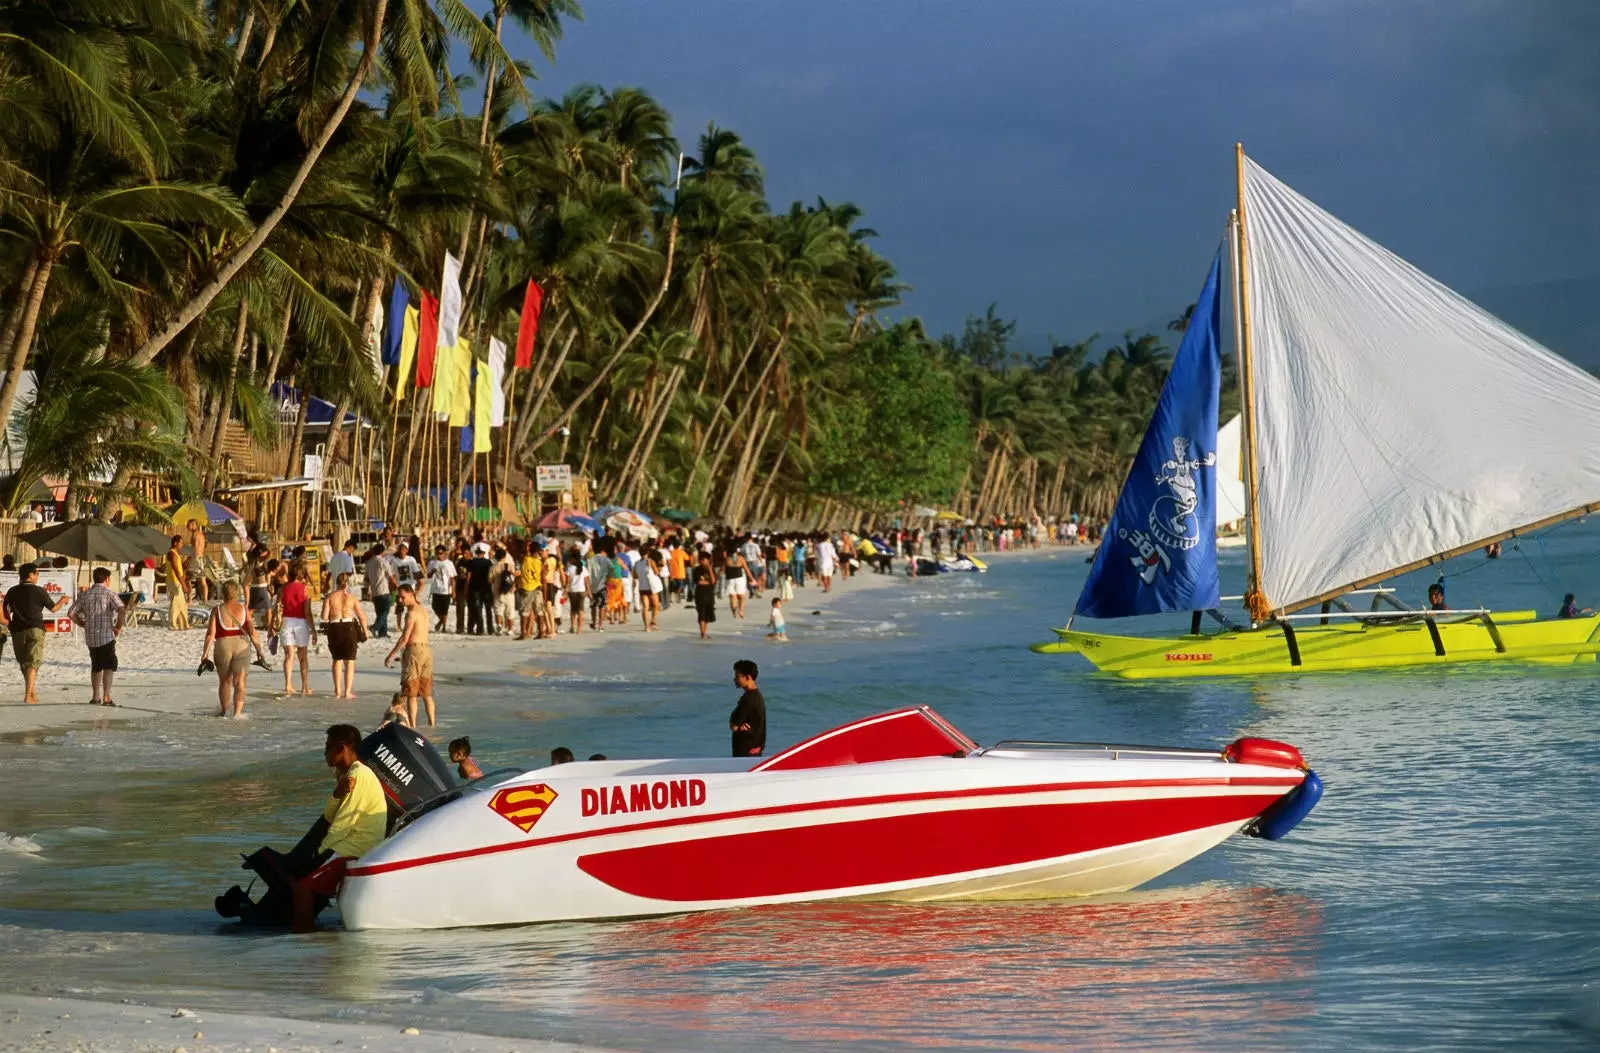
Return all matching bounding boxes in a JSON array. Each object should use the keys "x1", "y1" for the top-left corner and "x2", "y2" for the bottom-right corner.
[
  {"x1": 382, "y1": 278, "x2": 409, "y2": 366},
  {"x1": 1076, "y1": 252, "x2": 1224, "y2": 619}
]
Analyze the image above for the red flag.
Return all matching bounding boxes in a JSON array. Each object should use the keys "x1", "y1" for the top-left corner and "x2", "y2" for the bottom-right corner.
[
  {"x1": 416, "y1": 290, "x2": 439, "y2": 387},
  {"x1": 514, "y1": 280, "x2": 544, "y2": 369}
]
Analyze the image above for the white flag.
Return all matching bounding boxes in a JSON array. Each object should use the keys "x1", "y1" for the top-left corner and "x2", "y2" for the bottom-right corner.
[
  {"x1": 488, "y1": 337, "x2": 507, "y2": 426},
  {"x1": 437, "y1": 252, "x2": 463, "y2": 353}
]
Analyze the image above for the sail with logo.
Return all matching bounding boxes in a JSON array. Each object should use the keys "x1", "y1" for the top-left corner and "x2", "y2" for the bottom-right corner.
[
  {"x1": 1035, "y1": 144, "x2": 1600, "y2": 678},
  {"x1": 1076, "y1": 253, "x2": 1223, "y2": 619}
]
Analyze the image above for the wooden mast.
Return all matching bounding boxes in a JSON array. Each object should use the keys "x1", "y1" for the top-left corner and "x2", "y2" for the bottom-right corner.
[{"x1": 1233, "y1": 142, "x2": 1270, "y2": 623}]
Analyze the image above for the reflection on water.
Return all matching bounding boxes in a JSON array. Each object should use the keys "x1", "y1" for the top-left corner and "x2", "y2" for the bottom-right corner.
[{"x1": 2, "y1": 532, "x2": 1600, "y2": 1050}]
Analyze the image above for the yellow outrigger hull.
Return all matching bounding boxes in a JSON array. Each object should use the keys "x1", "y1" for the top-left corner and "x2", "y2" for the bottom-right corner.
[{"x1": 1030, "y1": 611, "x2": 1600, "y2": 678}]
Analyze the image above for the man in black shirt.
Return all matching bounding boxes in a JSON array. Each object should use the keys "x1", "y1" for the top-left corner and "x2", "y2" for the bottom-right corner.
[
  {"x1": 462, "y1": 543, "x2": 494, "y2": 635},
  {"x1": 4, "y1": 562, "x2": 67, "y2": 704},
  {"x1": 729, "y1": 659, "x2": 766, "y2": 757}
]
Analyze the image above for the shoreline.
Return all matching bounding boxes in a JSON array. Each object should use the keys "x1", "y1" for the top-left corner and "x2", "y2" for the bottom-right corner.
[
  {"x1": 0, "y1": 993, "x2": 615, "y2": 1053},
  {"x1": 0, "y1": 548, "x2": 1067, "y2": 739}
]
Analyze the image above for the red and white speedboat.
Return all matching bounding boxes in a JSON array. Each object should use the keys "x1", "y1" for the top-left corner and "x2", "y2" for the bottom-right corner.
[{"x1": 339, "y1": 707, "x2": 1320, "y2": 930}]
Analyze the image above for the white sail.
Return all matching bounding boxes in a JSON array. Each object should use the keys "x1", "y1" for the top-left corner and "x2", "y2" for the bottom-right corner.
[
  {"x1": 1215, "y1": 413, "x2": 1246, "y2": 532},
  {"x1": 1242, "y1": 157, "x2": 1600, "y2": 612}
]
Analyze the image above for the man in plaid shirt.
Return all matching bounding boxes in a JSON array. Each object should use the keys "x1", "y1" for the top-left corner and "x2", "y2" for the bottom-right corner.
[{"x1": 69, "y1": 567, "x2": 125, "y2": 706}]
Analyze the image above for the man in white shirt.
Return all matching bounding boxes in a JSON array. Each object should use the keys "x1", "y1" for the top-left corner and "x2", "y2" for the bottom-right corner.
[
  {"x1": 815, "y1": 535, "x2": 838, "y2": 593},
  {"x1": 424, "y1": 545, "x2": 456, "y2": 632},
  {"x1": 390, "y1": 543, "x2": 420, "y2": 631}
]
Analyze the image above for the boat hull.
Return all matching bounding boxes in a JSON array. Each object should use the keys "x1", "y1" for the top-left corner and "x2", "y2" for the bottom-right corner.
[
  {"x1": 338, "y1": 754, "x2": 1303, "y2": 930},
  {"x1": 1034, "y1": 612, "x2": 1600, "y2": 678}
]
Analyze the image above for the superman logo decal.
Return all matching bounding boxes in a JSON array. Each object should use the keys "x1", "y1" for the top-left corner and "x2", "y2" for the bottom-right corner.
[{"x1": 488, "y1": 784, "x2": 558, "y2": 833}]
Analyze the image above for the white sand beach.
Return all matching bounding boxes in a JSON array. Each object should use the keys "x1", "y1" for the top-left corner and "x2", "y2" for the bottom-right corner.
[{"x1": 0, "y1": 563, "x2": 907, "y2": 736}]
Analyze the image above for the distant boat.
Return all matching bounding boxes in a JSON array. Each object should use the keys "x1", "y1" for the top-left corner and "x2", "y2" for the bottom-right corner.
[
  {"x1": 1033, "y1": 145, "x2": 1600, "y2": 678},
  {"x1": 1214, "y1": 414, "x2": 1247, "y2": 549}
]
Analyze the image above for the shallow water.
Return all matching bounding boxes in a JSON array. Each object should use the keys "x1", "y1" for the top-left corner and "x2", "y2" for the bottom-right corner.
[{"x1": 2, "y1": 531, "x2": 1599, "y2": 1051}]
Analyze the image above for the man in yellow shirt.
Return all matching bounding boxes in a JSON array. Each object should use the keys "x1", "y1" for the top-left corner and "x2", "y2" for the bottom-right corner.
[
  {"x1": 516, "y1": 544, "x2": 542, "y2": 640},
  {"x1": 293, "y1": 724, "x2": 388, "y2": 931}
]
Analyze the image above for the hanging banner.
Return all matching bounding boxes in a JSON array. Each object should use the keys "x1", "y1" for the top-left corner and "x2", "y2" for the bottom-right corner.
[
  {"x1": 432, "y1": 329, "x2": 457, "y2": 418},
  {"x1": 448, "y1": 337, "x2": 471, "y2": 427},
  {"x1": 394, "y1": 304, "x2": 419, "y2": 402},
  {"x1": 416, "y1": 291, "x2": 439, "y2": 388},
  {"x1": 536, "y1": 464, "x2": 572, "y2": 492},
  {"x1": 383, "y1": 278, "x2": 409, "y2": 366},
  {"x1": 473, "y1": 361, "x2": 493, "y2": 453},
  {"x1": 437, "y1": 252, "x2": 464, "y2": 353},
  {"x1": 487, "y1": 338, "x2": 507, "y2": 426},
  {"x1": 514, "y1": 280, "x2": 544, "y2": 369}
]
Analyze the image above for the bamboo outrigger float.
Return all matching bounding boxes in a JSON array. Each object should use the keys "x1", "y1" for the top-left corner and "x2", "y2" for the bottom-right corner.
[{"x1": 1034, "y1": 145, "x2": 1600, "y2": 678}]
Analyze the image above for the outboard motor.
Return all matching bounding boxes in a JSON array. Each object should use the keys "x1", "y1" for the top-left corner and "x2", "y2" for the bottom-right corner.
[
  {"x1": 359, "y1": 723, "x2": 459, "y2": 830},
  {"x1": 215, "y1": 727, "x2": 457, "y2": 928}
]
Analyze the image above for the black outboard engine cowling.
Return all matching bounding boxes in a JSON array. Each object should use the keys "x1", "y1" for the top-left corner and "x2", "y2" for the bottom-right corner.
[
  {"x1": 215, "y1": 727, "x2": 457, "y2": 928},
  {"x1": 359, "y1": 724, "x2": 458, "y2": 829}
]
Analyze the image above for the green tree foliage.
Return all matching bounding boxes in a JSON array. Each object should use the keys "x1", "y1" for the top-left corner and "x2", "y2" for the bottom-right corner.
[{"x1": 808, "y1": 323, "x2": 969, "y2": 508}]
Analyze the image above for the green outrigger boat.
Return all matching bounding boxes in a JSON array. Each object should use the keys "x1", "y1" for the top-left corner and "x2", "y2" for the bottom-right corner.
[{"x1": 1036, "y1": 145, "x2": 1600, "y2": 678}]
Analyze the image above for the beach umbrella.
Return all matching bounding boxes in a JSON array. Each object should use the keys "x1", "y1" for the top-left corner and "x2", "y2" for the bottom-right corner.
[
  {"x1": 656, "y1": 508, "x2": 698, "y2": 524},
  {"x1": 171, "y1": 499, "x2": 248, "y2": 542},
  {"x1": 19, "y1": 519, "x2": 152, "y2": 563},
  {"x1": 913, "y1": 506, "x2": 939, "y2": 518},
  {"x1": 533, "y1": 509, "x2": 599, "y2": 533},
  {"x1": 591, "y1": 505, "x2": 651, "y2": 524},
  {"x1": 935, "y1": 510, "x2": 965, "y2": 521},
  {"x1": 118, "y1": 523, "x2": 177, "y2": 556},
  {"x1": 605, "y1": 509, "x2": 658, "y2": 539}
]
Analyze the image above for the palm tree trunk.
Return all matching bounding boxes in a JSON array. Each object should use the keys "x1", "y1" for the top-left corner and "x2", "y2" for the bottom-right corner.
[
  {"x1": 233, "y1": 8, "x2": 256, "y2": 62},
  {"x1": 690, "y1": 322, "x2": 764, "y2": 467},
  {"x1": 575, "y1": 395, "x2": 608, "y2": 481},
  {"x1": 533, "y1": 216, "x2": 678, "y2": 447},
  {"x1": 203, "y1": 299, "x2": 250, "y2": 492},
  {"x1": 703, "y1": 328, "x2": 785, "y2": 498},
  {"x1": 615, "y1": 362, "x2": 676, "y2": 499},
  {"x1": 130, "y1": 0, "x2": 391, "y2": 367},
  {"x1": 622, "y1": 365, "x2": 683, "y2": 507},
  {"x1": 513, "y1": 324, "x2": 577, "y2": 453},
  {"x1": 277, "y1": 387, "x2": 310, "y2": 537},
  {"x1": 261, "y1": 302, "x2": 292, "y2": 387},
  {"x1": 0, "y1": 250, "x2": 57, "y2": 441},
  {"x1": 0, "y1": 256, "x2": 40, "y2": 367},
  {"x1": 727, "y1": 404, "x2": 778, "y2": 524}
]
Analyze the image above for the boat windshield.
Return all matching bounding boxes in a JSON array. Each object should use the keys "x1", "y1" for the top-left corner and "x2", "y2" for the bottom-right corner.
[{"x1": 753, "y1": 706, "x2": 976, "y2": 773}]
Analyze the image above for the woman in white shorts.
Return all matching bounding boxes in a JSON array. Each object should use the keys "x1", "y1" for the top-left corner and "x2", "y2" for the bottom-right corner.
[{"x1": 725, "y1": 546, "x2": 750, "y2": 619}]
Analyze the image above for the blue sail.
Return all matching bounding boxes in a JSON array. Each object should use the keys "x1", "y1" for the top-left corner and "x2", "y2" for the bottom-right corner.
[{"x1": 1076, "y1": 252, "x2": 1224, "y2": 619}]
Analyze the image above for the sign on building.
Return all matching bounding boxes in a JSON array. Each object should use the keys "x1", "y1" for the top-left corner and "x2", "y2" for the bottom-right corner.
[{"x1": 535, "y1": 464, "x2": 572, "y2": 492}]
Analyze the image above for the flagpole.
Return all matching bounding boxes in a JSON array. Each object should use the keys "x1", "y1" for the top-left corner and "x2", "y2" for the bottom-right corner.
[{"x1": 1234, "y1": 142, "x2": 1268, "y2": 623}]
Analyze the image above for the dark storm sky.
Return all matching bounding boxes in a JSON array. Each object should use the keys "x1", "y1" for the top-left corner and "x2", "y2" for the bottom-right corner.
[{"x1": 514, "y1": 0, "x2": 1599, "y2": 346}]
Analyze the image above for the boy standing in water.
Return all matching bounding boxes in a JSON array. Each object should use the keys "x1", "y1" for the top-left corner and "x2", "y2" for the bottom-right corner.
[
  {"x1": 729, "y1": 659, "x2": 766, "y2": 757},
  {"x1": 384, "y1": 585, "x2": 437, "y2": 727},
  {"x1": 766, "y1": 597, "x2": 788, "y2": 642}
]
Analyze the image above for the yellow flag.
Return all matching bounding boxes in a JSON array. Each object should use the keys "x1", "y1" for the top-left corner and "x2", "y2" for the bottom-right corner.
[
  {"x1": 394, "y1": 305, "x2": 418, "y2": 402},
  {"x1": 448, "y1": 337, "x2": 471, "y2": 427},
  {"x1": 473, "y1": 360, "x2": 493, "y2": 453},
  {"x1": 431, "y1": 331, "x2": 456, "y2": 417}
]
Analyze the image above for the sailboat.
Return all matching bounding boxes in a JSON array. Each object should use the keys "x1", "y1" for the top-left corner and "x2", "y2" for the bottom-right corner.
[
  {"x1": 1214, "y1": 414, "x2": 1247, "y2": 548},
  {"x1": 1033, "y1": 145, "x2": 1600, "y2": 678}
]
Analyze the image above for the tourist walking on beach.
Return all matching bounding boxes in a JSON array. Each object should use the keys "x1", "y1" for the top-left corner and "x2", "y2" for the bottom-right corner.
[
  {"x1": 322, "y1": 571, "x2": 368, "y2": 700},
  {"x1": 493, "y1": 545, "x2": 516, "y2": 635},
  {"x1": 278, "y1": 562, "x2": 316, "y2": 696},
  {"x1": 516, "y1": 541, "x2": 542, "y2": 640},
  {"x1": 725, "y1": 543, "x2": 749, "y2": 619},
  {"x1": 565, "y1": 547, "x2": 588, "y2": 634},
  {"x1": 693, "y1": 552, "x2": 718, "y2": 639},
  {"x1": 425, "y1": 544, "x2": 455, "y2": 632},
  {"x1": 203, "y1": 581, "x2": 268, "y2": 718},
  {"x1": 363, "y1": 545, "x2": 396, "y2": 638},
  {"x1": 386, "y1": 585, "x2": 436, "y2": 727},
  {"x1": 186, "y1": 518, "x2": 210, "y2": 603},
  {"x1": 666, "y1": 540, "x2": 689, "y2": 610},
  {"x1": 462, "y1": 542, "x2": 494, "y2": 635},
  {"x1": 164, "y1": 536, "x2": 189, "y2": 630},
  {"x1": 542, "y1": 544, "x2": 562, "y2": 637},
  {"x1": 391, "y1": 543, "x2": 419, "y2": 632},
  {"x1": 5, "y1": 562, "x2": 67, "y2": 704},
  {"x1": 790, "y1": 536, "x2": 806, "y2": 588},
  {"x1": 816, "y1": 534, "x2": 838, "y2": 593},
  {"x1": 452, "y1": 539, "x2": 472, "y2": 634},
  {"x1": 729, "y1": 659, "x2": 766, "y2": 757},
  {"x1": 69, "y1": 566, "x2": 125, "y2": 706},
  {"x1": 327, "y1": 538, "x2": 357, "y2": 585},
  {"x1": 587, "y1": 544, "x2": 612, "y2": 630},
  {"x1": 632, "y1": 546, "x2": 658, "y2": 631}
]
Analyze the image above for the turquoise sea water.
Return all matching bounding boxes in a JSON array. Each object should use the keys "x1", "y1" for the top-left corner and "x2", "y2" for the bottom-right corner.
[{"x1": 2, "y1": 529, "x2": 1599, "y2": 1051}]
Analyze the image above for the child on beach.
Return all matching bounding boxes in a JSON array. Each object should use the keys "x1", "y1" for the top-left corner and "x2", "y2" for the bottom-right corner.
[
  {"x1": 449, "y1": 736, "x2": 483, "y2": 780},
  {"x1": 766, "y1": 597, "x2": 788, "y2": 641},
  {"x1": 378, "y1": 692, "x2": 412, "y2": 729}
]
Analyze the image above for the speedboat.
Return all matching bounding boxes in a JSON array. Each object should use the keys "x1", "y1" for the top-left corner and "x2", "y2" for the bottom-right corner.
[{"x1": 338, "y1": 707, "x2": 1320, "y2": 930}]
